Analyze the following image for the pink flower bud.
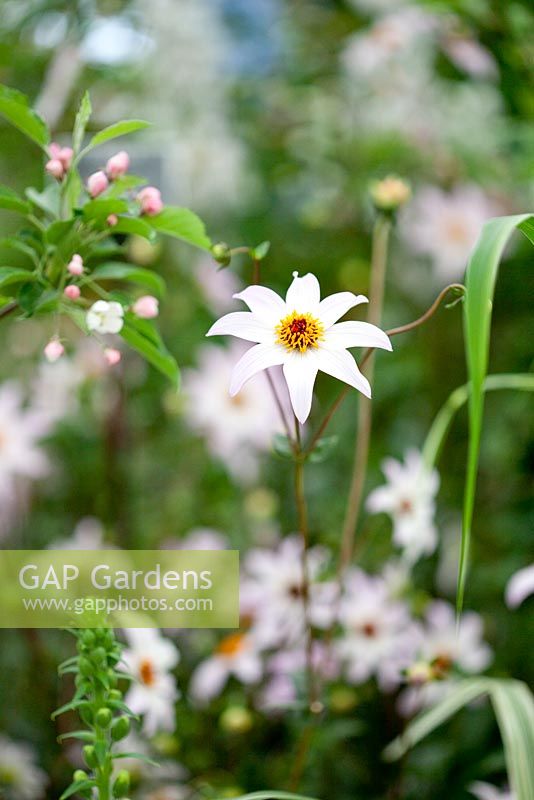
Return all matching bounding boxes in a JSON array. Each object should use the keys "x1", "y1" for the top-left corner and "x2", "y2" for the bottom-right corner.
[
  {"x1": 67, "y1": 254, "x2": 84, "y2": 276},
  {"x1": 46, "y1": 158, "x2": 64, "y2": 179},
  {"x1": 132, "y1": 295, "x2": 159, "y2": 319},
  {"x1": 87, "y1": 170, "x2": 109, "y2": 198},
  {"x1": 106, "y1": 150, "x2": 130, "y2": 179},
  {"x1": 58, "y1": 146, "x2": 73, "y2": 170},
  {"x1": 49, "y1": 143, "x2": 62, "y2": 159},
  {"x1": 137, "y1": 186, "x2": 163, "y2": 216},
  {"x1": 107, "y1": 214, "x2": 119, "y2": 227},
  {"x1": 44, "y1": 339, "x2": 65, "y2": 363},
  {"x1": 64, "y1": 285, "x2": 81, "y2": 300},
  {"x1": 104, "y1": 347, "x2": 121, "y2": 366}
]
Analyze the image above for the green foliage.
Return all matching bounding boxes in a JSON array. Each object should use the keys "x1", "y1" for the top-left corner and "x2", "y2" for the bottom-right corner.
[
  {"x1": 384, "y1": 678, "x2": 534, "y2": 800},
  {"x1": 0, "y1": 84, "x2": 49, "y2": 149},
  {"x1": 85, "y1": 120, "x2": 150, "y2": 152},
  {"x1": 120, "y1": 314, "x2": 180, "y2": 388},
  {"x1": 89, "y1": 262, "x2": 165, "y2": 296},
  {"x1": 148, "y1": 206, "x2": 212, "y2": 250},
  {"x1": 0, "y1": 185, "x2": 31, "y2": 214},
  {"x1": 459, "y1": 215, "x2": 533, "y2": 613}
]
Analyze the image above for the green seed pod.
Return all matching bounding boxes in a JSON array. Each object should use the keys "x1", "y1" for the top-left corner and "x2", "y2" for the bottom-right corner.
[
  {"x1": 92, "y1": 646, "x2": 107, "y2": 665},
  {"x1": 107, "y1": 668, "x2": 118, "y2": 688},
  {"x1": 110, "y1": 715, "x2": 130, "y2": 741},
  {"x1": 79, "y1": 704, "x2": 94, "y2": 726},
  {"x1": 82, "y1": 630, "x2": 96, "y2": 647},
  {"x1": 112, "y1": 769, "x2": 130, "y2": 798},
  {"x1": 95, "y1": 707, "x2": 112, "y2": 728},
  {"x1": 211, "y1": 242, "x2": 231, "y2": 266},
  {"x1": 109, "y1": 689, "x2": 122, "y2": 703},
  {"x1": 73, "y1": 769, "x2": 88, "y2": 782},
  {"x1": 82, "y1": 745, "x2": 98, "y2": 769}
]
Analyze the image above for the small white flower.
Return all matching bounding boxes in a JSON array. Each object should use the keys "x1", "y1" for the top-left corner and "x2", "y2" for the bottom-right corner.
[
  {"x1": 0, "y1": 736, "x2": 47, "y2": 800},
  {"x1": 505, "y1": 563, "x2": 534, "y2": 609},
  {"x1": 207, "y1": 272, "x2": 391, "y2": 424},
  {"x1": 189, "y1": 632, "x2": 263, "y2": 702},
  {"x1": 48, "y1": 517, "x2": 106, "y2": 550},
  {"x1": 469, "y1": 782, "x2": 514, "y2": 800},
  {"x1": 0, "y1": 382, "x2": 51, "y2": 486},
  {"x1": 122, "y1": 628, "x2": 180, "y2": 736},
  {"x1": 337, "y1": 568, "x2": 419, "y2": 689},
  {"x1": 367, "y1": 449, "x2": 439, "y2": 563},
  {"x1": 86, "y1": 300, "x2": 124, "y2": 335}
]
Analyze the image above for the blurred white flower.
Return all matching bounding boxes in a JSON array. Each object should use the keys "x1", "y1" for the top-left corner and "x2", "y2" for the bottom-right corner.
[
  {"x1": 182, "y1": 341, "x2": 286, "y2": 482},
  {"x1": 337, "y1": 568, "x2": 419, "y2": 689},
  {"x1": 398, "y1": 600, "x2": 492, "y2": 714},
  {"x1": 86, "y1": 300, "x2": 124, "y2": 335},
  {"x1": 367, "y1": 449, "x2": 439, "y2": 563},
  {"x1": 48, "y1": 517, "x2": 106, "y2": 550},
  {"x1": 0, "y1": 735, "x2": 47, "y2": 800},
  {"x1": 190, "y1": 632, "x2": 263, "y2": 702},
  {"x1": 401, "y1": 185, "x2": 500, "y2": 281},
  {"x1": 443, "y1": 37, "x2": 498, "y2": 79},
  {"x1": 207, "y1": 272, "x2": 391, "y2": 424},
  {"x1": 505, "y1": 564, "x2": 534, "y2": 609},
  {"x1": 163, "y1": 527, "x2": 228, "y2": 551},
  {"x1": 31, "y1": 357, "x2": 83, "y2": 423},
  {"x1": 123, "y1": 628, "x2": 180, "y2": 736},
  {"x1": 469, "y1": 782, "x2": 514, "y2": 800}
]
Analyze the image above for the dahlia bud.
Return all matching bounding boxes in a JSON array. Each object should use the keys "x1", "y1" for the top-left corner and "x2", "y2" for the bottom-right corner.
[
  {"x1": 45, "y1": 159, "x2": 64, "y2": 180},
  {"x1": 369, "y1": 175, "x2": 411, "y2": 213},
  {"x1": 67, "y1": 254, "x2": 84, "y2": 276},
  {"x1": 87, "y1": 170, "x2": 109, "y2": 198},
  {"x1": 211, "y1": 242, "x2": 231, "y2": 267},
  {"x1": 110, "y1": 715, "x2": 130, "y2": 741},
  {"x1": 106, "y1": 150, "x2": 130, "y2": 179},
  {"x1": 44, "y1": 338, "x2": 65, "y2": 362},
  {"x1": 95, "y1": 707, "x2": 112, "y2": 728},
  {"x1": 64, "y1": 285, "x2": 81, "y2": 300},
  {"x1": 112, "y1": 770, "x2": 130, "y2": 798},
  {"x1": 132, "y1": 295, "x2": 159, "y2": 319},
  {"x1": 137, "y1": 186, "x2": 163, "y2": 216},
  {"x1": 82, "y1": 745, "x2": 98, "y2": 769},
  {"x1": 104, "y1": 347, "x2": 121, "y2": 366}
]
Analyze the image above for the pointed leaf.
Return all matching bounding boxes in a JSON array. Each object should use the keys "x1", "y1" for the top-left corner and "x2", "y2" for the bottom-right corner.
[
  {"x1": 120, "y1": 315, "x2": 179, "y2": 387},
  {"x1": 0, "y1": 84, "x2": 49, "y2": 148},
  {"x1": 59, "y1": 778, "x2": 95, "y2": 800},
  {"x1": 148, "y1": 206, "x2": 211, "y2": 250},
  {"x1": 90, "y1": 262, "x2": 165, "y2": 296},
  {"x1": 0, "y1": 267, "x2": 36, "y2": 290},
  {"x1": 72, "y1": 91, "x2": 92, "y2": 153},
  {"x1": 0, "y1": 185, "x2": 31, "y2": 214},
  {"x1": 87, "y1": 119, "x2": 150, "y2": 150}
]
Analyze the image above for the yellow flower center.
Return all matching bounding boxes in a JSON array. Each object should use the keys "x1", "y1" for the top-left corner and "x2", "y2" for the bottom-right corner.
[
  {"x1": 275, "y1": 311, "x2": 324, "y2": 353},
  {"x1": 216, "y1": 632, "x2": 247, "y2": 658},
  {"x1": 139, "y1": 658, "x2": 156, "y2": 686}
]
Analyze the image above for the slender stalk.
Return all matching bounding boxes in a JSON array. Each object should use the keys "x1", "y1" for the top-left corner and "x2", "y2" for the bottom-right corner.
[
  {"x1": 0, "y1": 301, "x2": 18, "y2": 320},
  {"x1": 265, "y1": 368, "x2": 294, "y2": 444},
  {"x1": 339, "y1": 215, "x2": 391, "y2": 570}
]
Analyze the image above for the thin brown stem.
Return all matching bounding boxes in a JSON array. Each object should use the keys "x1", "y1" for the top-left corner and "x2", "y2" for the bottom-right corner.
[
  {"x1": 0, "y1": 302, "x2": 18, "y2": 320},
  {"x1": 265, "y1": 368, "x2": 294, "y2": 443}
]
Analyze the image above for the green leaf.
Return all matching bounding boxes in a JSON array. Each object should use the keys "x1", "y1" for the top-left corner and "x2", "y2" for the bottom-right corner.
[
  {"x1": 0, "y1": 267, "x2": 36, "y2": 291},
  {"x1": 59, "y1": 778, "x2": 95, "y2": 800},
  {"x1": 109, "y1": 215, "x2": 155, "y2": 241},
  {"x1": 56, "y1": 731, "x2": 96, "y2": 743},
  {"x1": 26, "y1": 184, "x2": 60, "y2": 218},
  {"x1": 0, "y1": 237, "x2": 40, "y2": 266},
  {"x1": 72, "y1": 91, "x2": 91, "y2": 153},
  {"x1": 46, "y1": 219, "x2": 75, "y2": 245},
  {"x1": 272, "y1": 433, "x2": 295, "y2": 460},
  {"x1": 308, "y1": 435, "x2": 339, "y2": 463},
  {"x1": 0, "y1": 185, "x2": 31, "y2": 214},
  {"x1": 148, "y1": 206, "x2": 211, "y2": 250},
  {"x1": 86, "y1": 119, "x2": 150, "y2": 150},
  {"x1": 384, "y1": 678, "x2": 534, "y2": 800},
  {"x1": 83, "y1": 198, "x2": 129, "y2": 221},
  {"x1": 90, "y1": 262, "x2": 165, "y2": 296},
  {"x1": 422, "y1": 374, "x2": 534, "y2": 468},
  {"x1": 252, "y1": 240, "x2": 271, "y2": 260},
  {"x1": 459, "y1": 214, "x2": 533, "y2": 614},
  {"x1": 120, "y1": 314, "x2": 179, "y2": 387},
  {"x1": 518, "y1": 217, "x2": 534, "y2": 245},
  {"x1": 113, "y1": 752, "x2": 159, "y2": 767},
  {"x1": 0, "y1": 84, "x2": 49, "y2": 149}
]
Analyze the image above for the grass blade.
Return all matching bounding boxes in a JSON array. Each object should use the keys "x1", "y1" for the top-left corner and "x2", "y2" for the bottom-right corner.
[{"x1": 459, "y1": 214, "x2": 533, "y2": 614}]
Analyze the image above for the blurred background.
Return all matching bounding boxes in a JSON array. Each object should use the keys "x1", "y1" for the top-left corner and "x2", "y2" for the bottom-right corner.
[{"x1": 0, "y1": 1, "x2": 532, "y2": 799}]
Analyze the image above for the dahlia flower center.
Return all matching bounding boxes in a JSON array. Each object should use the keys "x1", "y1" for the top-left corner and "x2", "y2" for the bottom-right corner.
[
  {"x1": 276, "y1": 311, "x2": 324, "y2": 353},
  {"x1": 361, "y1": 622, "x2": 377, "y2": 638},
  {"x1": 216, "y1": 632, "x2": 246, "y2": 658},
  {"x1": 139, "y1": 658, "x2": 156, "y2": 686}
]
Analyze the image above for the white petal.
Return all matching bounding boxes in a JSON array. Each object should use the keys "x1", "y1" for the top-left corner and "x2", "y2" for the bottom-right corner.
[
  {"x1": 229, "y1": 343, "x2": 286, "y2": 395},
  {"x1": 190, "y1": 658, "x2": 228, "y2": 701},
  {"x1": 505, "y1": 564, "x2": 534, "y2": 609},
  {"x1": 285, "y1": 272, "x2": 321, "y2": 312},
  {"x1": 233, "y1": 285, "x2": 286, "y2": 324},
  {"x1": 282, "y1": 351, "x2": 319, "y2": 424},
  {"x1": 207, "y1": 311, "x2": 273, "y2": 343},
  {"x1": 324, "y1": 321, "x2": 392, "y2": 351},
  {"x1": 316, "y1": 346, "x2": 371, "y2": 397},
  {"x1": 318, "y1": 292, "x2": 368, "y2": 327}
]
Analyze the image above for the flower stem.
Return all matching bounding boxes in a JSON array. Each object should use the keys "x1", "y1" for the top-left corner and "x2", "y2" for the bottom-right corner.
[
  {"x1": 339, "y1": 214, "x2": 391, "y2": 571},
  {"x1": 0, "y1": 301, "x2": 17, "y2": 320}
]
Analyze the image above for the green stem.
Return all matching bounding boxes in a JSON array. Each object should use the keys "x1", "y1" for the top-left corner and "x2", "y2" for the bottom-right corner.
[{"x1": 339, "y1": 215, "x2": 391, "y2": 572}]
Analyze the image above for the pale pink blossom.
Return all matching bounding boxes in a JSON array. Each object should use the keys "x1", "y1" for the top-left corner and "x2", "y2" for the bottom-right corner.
[
  {"x1": 67, "y1": 254, "x2": 84, "y2": 276},
  {"x1": 49, "y1": 142, "x2": 73, "y2": 170},
  {"x1": 505, "y1": 564, "x2": 534, "y2": 609},
  {"x1": 132, "y1": 295, "x2": 159, "y2": 319},
  {"x1": 138, "y1": 186, "x2": 163, "y2": 216},
  {"x1": 104, "y1": 347, "x2": 122, "y2": 366},
  {"x1": 444, "y1": 37, "x2": 498, "y2": 79},
  {"x1": 106, "y1": 150, "x2": 130, "y2": 179},
  {"x1": 107, "y1": 214, "x2": 118, "y2": 226},
  {"x1": 87, "y1": 170, "x2": 109, "y2": 198},
  {"x1": 64, "y1": 285, "x2": 81, "y2": 301},
  {"x1": 44, "y1": 339, "x2": 65, "y2": 363},
  {"x1": 45, "y1": 159, "x2": 64, "y2": 179},
  {"x1": 189, "y1": 632, "x2": 263, "y2": 703}
]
